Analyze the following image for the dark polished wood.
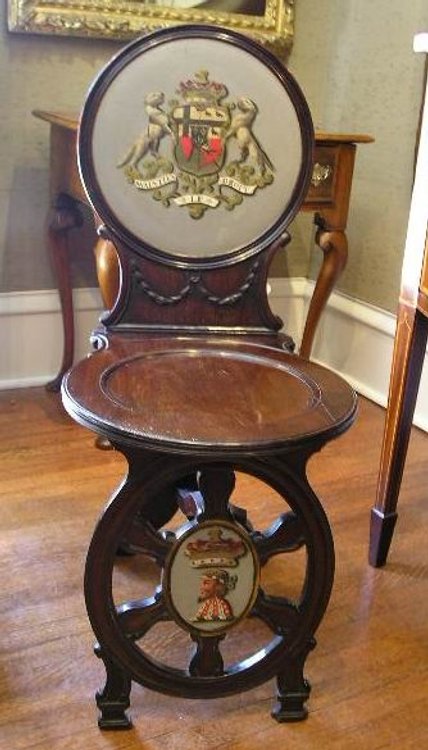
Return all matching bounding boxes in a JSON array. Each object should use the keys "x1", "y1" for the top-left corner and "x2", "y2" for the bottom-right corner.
[
  {"x1": 64, "y1": 333, "x2": 355, "y2": 451},
  {"x1": 33, "y1": 110, "x2": 372, "y2": 386},
  {"x1": 369, "y1": 33, "x2": 428, "y2": 567},
  {"x1": 57, "y1": 25, "x2": 357, "y2": 729}
]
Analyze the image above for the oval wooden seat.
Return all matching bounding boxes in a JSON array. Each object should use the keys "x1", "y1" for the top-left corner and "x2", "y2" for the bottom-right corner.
[
  {"x1": 62, "y1": 25, "x2": 358, "y2": 730},
  {"x1": 64, "y1": 335, "x2": 356, "y2": 452}
]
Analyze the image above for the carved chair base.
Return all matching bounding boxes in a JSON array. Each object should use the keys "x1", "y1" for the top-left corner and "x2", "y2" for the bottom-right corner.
[{"x1": 84, "y1": 445, "x2": 337, "y2": 729}]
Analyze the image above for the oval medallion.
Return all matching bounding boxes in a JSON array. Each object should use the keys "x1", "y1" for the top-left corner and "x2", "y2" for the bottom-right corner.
[{"x1": 164, "y1": 520, "x2": 259, "y2": 636}]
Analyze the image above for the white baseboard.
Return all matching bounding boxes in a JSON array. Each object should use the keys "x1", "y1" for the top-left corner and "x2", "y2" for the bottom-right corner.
[
  {"x1": 1, "y1": 281, "x2": 427, "y2": 432},
  {"x1": 0, "y1": 288, "x2": 103, "y2": 390},
  {"x1": 270, "y1": 277, "x2": 428, "y2": 433}
]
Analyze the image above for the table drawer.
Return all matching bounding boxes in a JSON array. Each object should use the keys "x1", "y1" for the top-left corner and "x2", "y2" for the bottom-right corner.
[{"x1": 306, "y1": 145, "x2": 337, "y2": 204}]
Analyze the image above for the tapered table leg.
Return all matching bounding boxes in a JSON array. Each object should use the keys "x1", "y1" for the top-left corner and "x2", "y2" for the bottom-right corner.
[{"x1": 369, "y1": 303, "x2": 428, "y2": 566}]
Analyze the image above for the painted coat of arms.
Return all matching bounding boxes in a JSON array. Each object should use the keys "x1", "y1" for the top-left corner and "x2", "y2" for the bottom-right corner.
[
  {"x1": 117, "y1": 71, "x2": 274, "y2": 219},
  {"x1": 166, "y1": 523, "x2": 258, "y2": 634}
]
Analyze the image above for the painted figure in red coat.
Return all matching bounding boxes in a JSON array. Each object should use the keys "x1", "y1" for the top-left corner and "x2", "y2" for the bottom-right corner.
[{"x1": 194, "y1": 569, "x2": 237, "y2": 622}]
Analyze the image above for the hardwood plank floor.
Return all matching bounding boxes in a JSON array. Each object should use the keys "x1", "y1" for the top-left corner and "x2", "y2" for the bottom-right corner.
[{"x1": 0, "y1": 388, "x2": 427, "y2": 749}]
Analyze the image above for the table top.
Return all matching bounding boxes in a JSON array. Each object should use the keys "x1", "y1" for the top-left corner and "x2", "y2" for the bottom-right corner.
[{"x1": 32, "y1": 109, "x2": 374, "y2": 145}]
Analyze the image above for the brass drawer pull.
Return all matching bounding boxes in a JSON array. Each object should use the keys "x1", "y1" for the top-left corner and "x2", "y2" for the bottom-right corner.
[{"x1": 311, "y1": 162, "x2": 333, "y2": 187}]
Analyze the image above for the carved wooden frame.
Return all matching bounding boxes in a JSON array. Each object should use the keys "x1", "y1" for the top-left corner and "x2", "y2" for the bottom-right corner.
[{"x1": 7, "y1": 0, "x2": 294, "y2": 56}]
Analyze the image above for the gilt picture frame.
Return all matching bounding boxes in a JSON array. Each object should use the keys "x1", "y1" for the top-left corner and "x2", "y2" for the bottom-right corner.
[{"x1": 7, "y1": 0, "x2": 294, "y2": 56}]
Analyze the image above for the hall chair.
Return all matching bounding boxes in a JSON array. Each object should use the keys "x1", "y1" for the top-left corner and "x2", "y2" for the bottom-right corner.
[{"x1": 62, "y1": 25, "x2": 357, "y2": 728}]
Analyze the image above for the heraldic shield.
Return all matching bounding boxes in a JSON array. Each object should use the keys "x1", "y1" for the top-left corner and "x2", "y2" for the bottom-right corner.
[{"x1": 172, "y1": 71, "x2": 230, "y2": 177}]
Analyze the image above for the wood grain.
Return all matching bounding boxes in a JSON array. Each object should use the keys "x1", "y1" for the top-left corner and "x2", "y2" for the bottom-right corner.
[{"x1": 1, "y1": 388, "x2": 427, "y2": 749}]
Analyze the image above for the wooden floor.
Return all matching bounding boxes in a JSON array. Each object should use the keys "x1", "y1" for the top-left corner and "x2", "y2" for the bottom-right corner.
[{"x1": 1, "y1": 387, "x2": 427, "y2": 750}]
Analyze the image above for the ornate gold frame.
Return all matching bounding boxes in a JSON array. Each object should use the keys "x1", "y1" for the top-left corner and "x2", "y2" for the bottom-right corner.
[{"x1": 7, "y1": 0, "x2": 294, "y2": 55}]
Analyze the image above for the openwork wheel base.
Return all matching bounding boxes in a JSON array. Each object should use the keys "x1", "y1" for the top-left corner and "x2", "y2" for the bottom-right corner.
[{"x1": 84, "y1": 449, "x2": 335, "y2": 729}]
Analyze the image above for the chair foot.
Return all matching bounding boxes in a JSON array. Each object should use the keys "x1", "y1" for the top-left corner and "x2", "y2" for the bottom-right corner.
[
  {"x1": 271, "y1": 647, "x2": 312, "y2": 722},
  {"x1": 95, "y1": 644, "x2": 132, "y2": 730},
  {"x1": 97, "y1": 705, "x2": 132, "y2": 730},
  {"x1": 369, "y1": 508, "x2": 398, "y2": 567},
  {"x1": 272, "y1": 680, "x2": 311, "y2": 722}
]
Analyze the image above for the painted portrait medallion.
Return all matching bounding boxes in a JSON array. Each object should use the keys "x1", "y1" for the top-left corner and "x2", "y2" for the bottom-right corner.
[
  {"x1": 164, "y1": 520, "x2": 259, "y2": 635},
  {"x1": 117, "y1": 70, "x2": 274, "y2": 219}
]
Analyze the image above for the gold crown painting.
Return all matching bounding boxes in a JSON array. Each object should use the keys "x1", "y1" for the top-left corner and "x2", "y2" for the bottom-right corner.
[{"x1": 184, "y1": 527, "x2": 247, "y2": 568}]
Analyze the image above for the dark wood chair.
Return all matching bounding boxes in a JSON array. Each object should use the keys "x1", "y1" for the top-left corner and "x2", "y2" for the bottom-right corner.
[
  {"x1": 369, "y1": 33, "x2": 428, "y2": 567},
  {"x1": 61, "y1": 25, "x2": 357, "y2": 729}
]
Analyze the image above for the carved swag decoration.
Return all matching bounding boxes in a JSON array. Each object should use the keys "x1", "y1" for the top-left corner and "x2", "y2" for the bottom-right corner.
[{"x1": 131, "y1": 259, "x2": 260, "y2": 307}]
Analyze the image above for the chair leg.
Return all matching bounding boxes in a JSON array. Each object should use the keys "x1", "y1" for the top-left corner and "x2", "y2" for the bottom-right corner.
[
  {"x1": 271, "y1": 642, "x2": 314, "y2": 722},
  {"x1": 94, "y1": 644, "x2": 132, "y2": 729},
  {"x1": 369, "y1": 305, "x2": 428, "y2": 567}
]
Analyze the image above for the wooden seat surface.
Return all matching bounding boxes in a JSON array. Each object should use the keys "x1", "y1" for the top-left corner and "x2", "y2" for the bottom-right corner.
[{"x1": 63, "y1": 335, "x2": 356, "y2": 453}]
